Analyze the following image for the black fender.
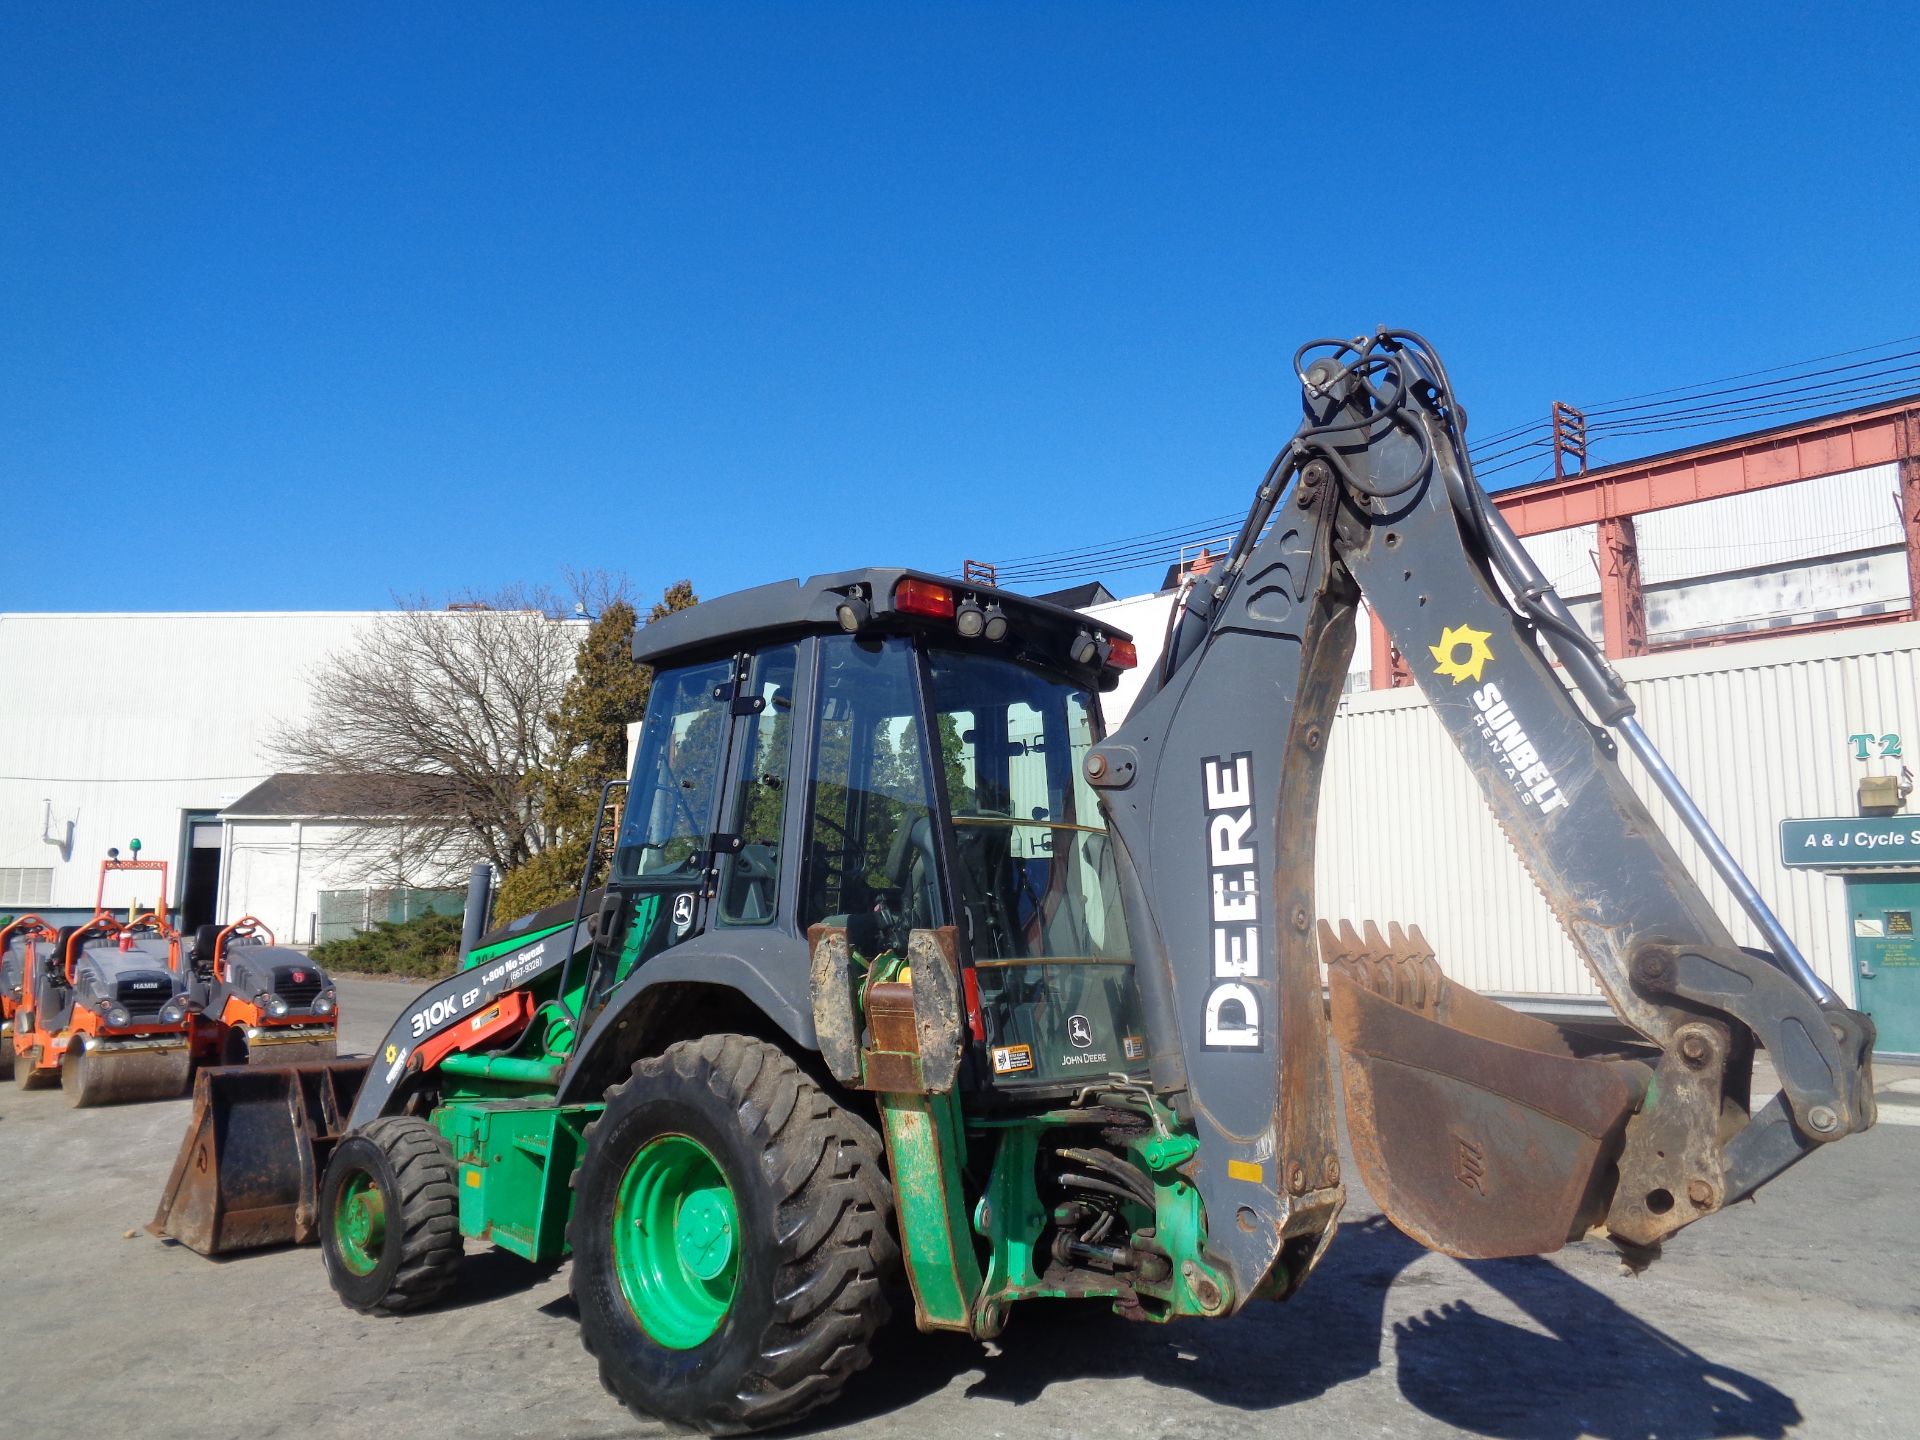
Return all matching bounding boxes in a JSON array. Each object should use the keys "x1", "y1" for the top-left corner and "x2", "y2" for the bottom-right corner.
[{"x1": 554, "y1": 931, "x2": 815, "y2": 1106}]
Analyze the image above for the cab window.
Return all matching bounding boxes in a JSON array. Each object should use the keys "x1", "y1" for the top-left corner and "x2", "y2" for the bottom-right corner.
[{"x1": 615, "y1": 657, "x2": 732, "y2": 880}]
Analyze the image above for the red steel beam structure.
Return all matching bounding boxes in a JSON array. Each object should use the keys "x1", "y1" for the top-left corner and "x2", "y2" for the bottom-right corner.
[
  {"x1": 1495, "y1": 394, "x2": 1920, "y2": 535},
  {"x1": 1488, "y1": 393, "x2": 1920, "y2": 658}
]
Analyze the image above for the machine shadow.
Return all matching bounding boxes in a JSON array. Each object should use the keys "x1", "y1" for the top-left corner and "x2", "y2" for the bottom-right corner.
[
  {"x1": 441, "y1": 1246, "x2": 563, "y2": 1310},
  {"x1": 800, "y1": 1217, "x2": 1800, "y2": 1440},
  {"x1": 1397, "y1": 1240, "x2": 1801, "y2": 1439}
]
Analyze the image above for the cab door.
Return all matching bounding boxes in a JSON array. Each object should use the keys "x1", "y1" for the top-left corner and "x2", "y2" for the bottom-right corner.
[{"x1": 576, "y1": 654, "x2": 742, "y2": 1029}]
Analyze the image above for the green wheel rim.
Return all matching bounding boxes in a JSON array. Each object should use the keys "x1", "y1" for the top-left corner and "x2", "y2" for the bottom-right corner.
[
  {"x1": 334, "y1": 1170, "x2": 387, "y2": 1277},
  {"x1": 611, "y1": 1133, "x2": 740, "y2": 1349}
]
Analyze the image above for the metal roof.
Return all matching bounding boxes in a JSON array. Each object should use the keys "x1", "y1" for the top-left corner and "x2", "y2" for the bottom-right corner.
[
  {"x1": 631, "y1": 567, "x2": 1130, "y2": 668},
  {"x1": 222, "y1": 772, "x2": 452, "y2": 819}
]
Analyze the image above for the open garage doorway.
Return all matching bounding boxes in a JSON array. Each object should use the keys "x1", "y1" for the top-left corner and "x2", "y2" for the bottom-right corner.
[{"x1": 180, "y1": 812, "x2": 223, "y2": 932}]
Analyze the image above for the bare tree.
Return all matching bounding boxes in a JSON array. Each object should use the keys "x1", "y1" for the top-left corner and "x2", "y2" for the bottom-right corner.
[
  {"x1": 562, "y1": 566, "x2": 635, "y2": 618},
  {"x1": 270, "y1": 587, "x2": 584, "y2": 883}
]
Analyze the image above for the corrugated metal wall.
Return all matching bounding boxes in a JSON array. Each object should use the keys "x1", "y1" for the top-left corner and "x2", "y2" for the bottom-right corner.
[
  {"x1": 1317, "y1": 621, "x2": 1920, "y2": 1006},
  {"x1": 1636, "y1": 463, "x2": 1900, "y2": 583}
]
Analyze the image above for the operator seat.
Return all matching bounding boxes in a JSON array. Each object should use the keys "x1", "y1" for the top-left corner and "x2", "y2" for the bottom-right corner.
[{"x1": 884, "y1": 814, "x2": 942, "y2": 935}]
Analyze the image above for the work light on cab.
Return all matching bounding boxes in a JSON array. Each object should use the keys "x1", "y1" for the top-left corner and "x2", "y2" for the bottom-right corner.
[{"x1": 835, "y1": 591, "x2": 869, "y2": 632}]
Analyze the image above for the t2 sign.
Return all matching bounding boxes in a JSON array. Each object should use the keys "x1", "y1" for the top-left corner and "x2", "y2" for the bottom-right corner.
[{"x1": 1850, "y1": 733, "x2": 1902, "y2": 761}]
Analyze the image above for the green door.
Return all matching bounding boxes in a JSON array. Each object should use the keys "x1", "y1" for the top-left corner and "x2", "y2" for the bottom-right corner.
[{"x1": 1848, "y1": 875, "x2": 1920, "y2": 1056}]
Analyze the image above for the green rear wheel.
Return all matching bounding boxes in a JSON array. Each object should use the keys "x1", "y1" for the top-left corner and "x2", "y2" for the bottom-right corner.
[
  {"x1": 610, "y1": 1134, "x2": 740, "y2": 1349},
  {"x1": 571, "y1": 1034, "x2": 899, "y2": 1434}
]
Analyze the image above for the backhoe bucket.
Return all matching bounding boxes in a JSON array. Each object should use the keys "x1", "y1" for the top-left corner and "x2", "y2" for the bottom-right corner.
[
  {"x1": 149, "y1": 1059, "x2": 368, "y2": 1255},
  {"x1": 1323, "y1": 921, "x2": 1647, "y2": 1260}
]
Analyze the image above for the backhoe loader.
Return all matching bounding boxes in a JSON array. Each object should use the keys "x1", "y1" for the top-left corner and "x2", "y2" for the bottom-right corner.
[{"x1": 151, "y1": 330, "x2": 1875, "y2": 1434}]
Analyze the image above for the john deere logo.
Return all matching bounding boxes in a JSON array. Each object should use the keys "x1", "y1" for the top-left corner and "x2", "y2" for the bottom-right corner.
[
  {"x1": 1067, "y1": 1014, "x2": 1094, "y2": 1049},
  {"x1": 1431, "y1": 623, "x2": 1493, "y2": 684},
  {"x1": 671, "y1": 893, "x2": 695, "y2": 930}
]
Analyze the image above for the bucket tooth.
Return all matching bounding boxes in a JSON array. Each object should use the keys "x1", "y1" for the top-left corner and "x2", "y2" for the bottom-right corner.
[
  {"x1": 1361, "y1": 919, "x2": 1388, "y2": 953},
  {"x1": 1316, "y1": 918, "x2": 1340, "y2": 963},
  {"x1": 1384, "y1": 922, "x2": 1442, "y2": 1015}
]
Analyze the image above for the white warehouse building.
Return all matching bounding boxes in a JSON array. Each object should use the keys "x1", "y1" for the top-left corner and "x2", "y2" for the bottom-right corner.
[{"x1": 0, "y1": 612, "x2": 466, "y2": 942}]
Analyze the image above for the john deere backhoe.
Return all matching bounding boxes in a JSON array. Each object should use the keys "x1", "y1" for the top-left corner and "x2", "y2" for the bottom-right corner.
[{"x1": 152, "y1": 330, "x2": 1876, "y2": 1434}]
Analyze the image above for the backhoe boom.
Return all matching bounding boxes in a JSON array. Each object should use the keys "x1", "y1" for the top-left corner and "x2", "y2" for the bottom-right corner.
[{"x1": 1088, "y1": 330, "x2": 1875, "y2": 1301}]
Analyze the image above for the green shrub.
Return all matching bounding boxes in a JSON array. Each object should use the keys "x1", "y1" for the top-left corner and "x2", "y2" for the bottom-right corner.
[{"x1": 312, "y1": 910, "x2": 465, "y2": 980}]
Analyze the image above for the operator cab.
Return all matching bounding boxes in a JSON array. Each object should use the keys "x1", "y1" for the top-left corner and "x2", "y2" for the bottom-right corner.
[{"x1": 580, "y1": 568, "x2": 1145, "y2": 1094}]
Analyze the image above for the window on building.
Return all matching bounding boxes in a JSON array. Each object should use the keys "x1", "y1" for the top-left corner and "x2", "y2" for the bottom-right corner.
[{"x1": 0, "y1": 867, "x2": 54, "y2": 907}]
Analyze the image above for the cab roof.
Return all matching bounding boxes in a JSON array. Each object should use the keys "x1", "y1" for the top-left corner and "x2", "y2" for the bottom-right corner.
[{"x1": 631, "y1": 567, "x2": 1133, "y2": 683}]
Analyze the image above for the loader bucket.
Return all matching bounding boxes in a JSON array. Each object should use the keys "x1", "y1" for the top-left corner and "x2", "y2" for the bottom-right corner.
[
  {"x1": 1322, "y1": 921, "x2": 1648, "y2": 1260},
  {"x1": 149, "y1": 1059, "x2": 369, "y2": 1256}
]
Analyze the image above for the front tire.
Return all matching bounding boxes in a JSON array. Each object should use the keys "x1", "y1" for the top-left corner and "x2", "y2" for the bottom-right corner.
[
  {"x1": 570, "y1": 1034, "x2": 898, "y2": 1435},
  {"x1": 318, "y1": 1116, "x2": 463, "y2": 1314}
]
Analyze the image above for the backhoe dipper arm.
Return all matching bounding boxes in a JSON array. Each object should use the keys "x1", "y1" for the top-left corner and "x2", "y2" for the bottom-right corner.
[{"x1": 1088, "y1": 330, "x2": 1875, "y2": 1306}]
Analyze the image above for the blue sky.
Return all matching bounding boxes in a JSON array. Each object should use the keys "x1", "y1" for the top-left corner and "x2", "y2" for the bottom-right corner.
[{"x1": 4, "y1": 4, "x2": 1916, "y2": 609}]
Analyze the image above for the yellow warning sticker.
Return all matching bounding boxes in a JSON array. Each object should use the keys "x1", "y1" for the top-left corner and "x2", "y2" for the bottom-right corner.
[
  {"x1": 991, "y1": 1043, "x2": 1035, "y2": 1075},
  {"x1": 1122, "y1": 1035, "x2": 1147, "y2": 1061},
  {"x1": 464, "y1": 1169, "x2": 482, "y2": 1188},
  {"x1": 1227, "y1": 1159, "x2": 1264, "y2": 1183},
  {"x1": 1430, "y1": 623, "x2": 1494, "y2": 684}
]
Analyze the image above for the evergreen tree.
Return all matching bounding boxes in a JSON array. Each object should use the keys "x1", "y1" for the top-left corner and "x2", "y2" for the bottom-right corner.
[{"x1": 494, "y1": 580, "x2": 698, "y2": 917}]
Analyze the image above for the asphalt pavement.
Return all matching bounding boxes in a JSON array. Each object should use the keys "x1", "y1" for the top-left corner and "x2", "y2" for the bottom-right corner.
[{"x1": 1, "y1": 972, "x2": 1914, "y2": 1440}]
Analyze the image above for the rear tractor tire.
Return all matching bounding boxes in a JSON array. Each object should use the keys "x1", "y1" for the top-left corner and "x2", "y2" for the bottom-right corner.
[
  {"x1": 570, "y1": 1034, "x2": 900, "y2": 1436},
  {"x1": 318, "y1": 1116, "x2": 464, "y2": 1314},
  {"x1": 1, "y1": 1026, "x2": 12, "y2": 1075}
]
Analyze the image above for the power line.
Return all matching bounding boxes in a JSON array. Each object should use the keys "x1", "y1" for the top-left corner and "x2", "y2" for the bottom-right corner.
[
  {"x1": 963, "y1": 333, "x2": 1920, "y2": 590},
  {"x1": 1574, "y1": 332, "x2": 1920, "y2": 410}
]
